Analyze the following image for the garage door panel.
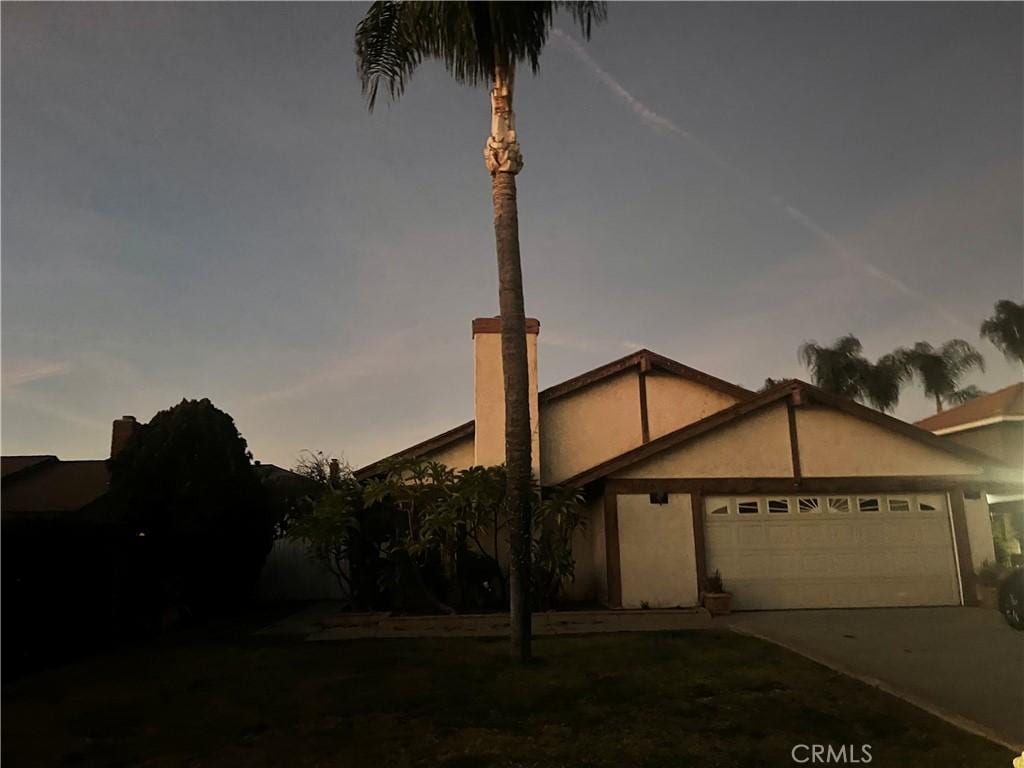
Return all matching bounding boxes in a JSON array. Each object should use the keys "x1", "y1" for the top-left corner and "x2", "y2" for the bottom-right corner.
[
  {"x1": 766, "y1": 525, "x2": 800, "y2": 547},
  {"x1": 705, "y1": 492, "x2": 960, "y2": 609}
]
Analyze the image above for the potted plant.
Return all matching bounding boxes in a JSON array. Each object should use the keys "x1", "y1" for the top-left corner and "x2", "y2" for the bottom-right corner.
[
  {"x1": 703, "y1": 569, "x2": 732, "y2": 616},
  {"x1": 976, "y1": 560, "x2": 1008, "y2": 610}
]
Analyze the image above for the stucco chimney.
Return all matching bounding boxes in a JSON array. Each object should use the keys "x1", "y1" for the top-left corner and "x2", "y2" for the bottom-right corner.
[
  {"x1": 472, "y1": 316, "x2": 540, "y2": 478},
  {"x1": 110, "y1": 415, "x2": 139, "y2": 458}
]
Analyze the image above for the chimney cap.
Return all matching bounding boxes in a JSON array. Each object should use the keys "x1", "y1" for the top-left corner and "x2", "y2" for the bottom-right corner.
[
  {"x1": 472, "y1": 317, "x2": 540, "y2": 337},
  {"x1": 120, "y1": 415, "x2": 136, "y2": 422}
]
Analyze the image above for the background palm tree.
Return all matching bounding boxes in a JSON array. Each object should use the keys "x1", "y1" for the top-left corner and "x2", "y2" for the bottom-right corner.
[
  {"x1": 900, "y1": 340, "x2": 985, "y2": 413},
  {"x1": 859, "y1": 352, "x2": 910, "y2": 413},
  {"x1": 798, "y1": 336, "x2": 908, "y2": 412},
  {"x1": 981, "y1": 299, "x2": 1024, "y2": 365},
  {"x1": 798, "y1": 335, "x2": 867, "y2": 401},
  {"x1": 355, "y1": 1, "x2": 606, "y2": 661}
]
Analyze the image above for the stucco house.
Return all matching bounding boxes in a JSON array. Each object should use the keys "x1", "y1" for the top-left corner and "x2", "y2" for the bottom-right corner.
[
  {"x1": 916, "y1": 383, "x2": 1024, "y2": 565},
  {"x1": 357, "y1": 318, "x2": 1021, "y2": 610}
]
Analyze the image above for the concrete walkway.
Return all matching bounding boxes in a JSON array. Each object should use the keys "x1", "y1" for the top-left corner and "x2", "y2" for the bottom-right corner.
[
  {"x1": 258, "y1": 602, "x2": 714, "y2": 641},
  {"x1": 728, "y1": 607, "x2": 1024, "y2": 751}
]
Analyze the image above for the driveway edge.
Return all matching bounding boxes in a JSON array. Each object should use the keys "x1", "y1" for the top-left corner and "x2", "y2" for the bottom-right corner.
[{"x1": 729, "y1": 624, "x2": 1024, "y2": 755}]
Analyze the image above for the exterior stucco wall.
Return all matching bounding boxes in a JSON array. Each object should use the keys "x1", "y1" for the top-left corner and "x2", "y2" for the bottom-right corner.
[
  {"x1": 617, "y1": 493, "x2": 697, "y2": 608},
  {"x1": 612, "y1": 404, "x2": 793, "y2": 479},
  {"x1": 964, "y1": 494, "x2": 997, "y2": 569},
  {"x1": 563, "y1": 495, "x2": 605, "y2": 603},
  {"x1": 421, "y1": 435, "x2": 475, "y2": 472},
  {"x1": 944, "y1": 422, "x2": 1023, "y2": 469},
  {"x1": 796, "y1": 406, "x2": 982, "y2": 477},
  {"x1": 645, "y1": 372, "x2": 741, "y2": 439},
  {"x1": 540, "y1": 370, "x2": 643, "y2": 485}
]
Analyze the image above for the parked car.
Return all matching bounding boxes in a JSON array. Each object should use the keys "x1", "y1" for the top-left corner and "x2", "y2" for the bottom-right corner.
[{"x1": 998, "y1": 568, "x2": 1024, "y2": 630}]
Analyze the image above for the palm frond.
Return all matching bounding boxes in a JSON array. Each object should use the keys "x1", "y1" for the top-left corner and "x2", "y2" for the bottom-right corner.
[
  {"x1": 947, "y1": 385, "x2": 987, "y2": 406},
  {"x1": 355, "y1": 1, "x2": 608, "y2": 110},
  {"x1": 355, "y1": 1, "x2": 423, "y2": 111}
]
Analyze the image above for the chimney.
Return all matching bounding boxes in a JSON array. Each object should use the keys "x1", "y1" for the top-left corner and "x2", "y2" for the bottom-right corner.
[
  {"x1": 110, "y1": 415, "x2": 139, "y2": 458},
  {"x1": 472, "y1": 316, "x2": 540, "y2": 478},
  {"x1": 329, "y1": 458, "x2": 341, "y2": 486}
]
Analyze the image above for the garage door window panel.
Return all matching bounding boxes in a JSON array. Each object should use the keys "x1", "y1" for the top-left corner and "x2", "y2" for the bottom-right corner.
[
  {"x1": 737, "y1": 499, "x2": 761, "y2": 516},
  {"x1": 857, "y1": 497, "x2": 881, "y2": 513}
]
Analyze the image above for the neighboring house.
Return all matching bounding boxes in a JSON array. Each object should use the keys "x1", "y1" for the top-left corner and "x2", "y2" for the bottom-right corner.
[
  {"x1": 916, "y1": 383, "x2": 1024, "y2": 565},
  {"x1": 356, "y1": 317, "x2": 1020, "y2": 610},
  {"x1": 2, "y1": 417, "x2": 311, "y2": 614},
  {"x1": 2, "y1": 416, "x2": 308, "y2": 525}
]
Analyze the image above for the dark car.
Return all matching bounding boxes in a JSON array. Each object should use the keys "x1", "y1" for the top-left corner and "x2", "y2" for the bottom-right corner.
[{"x1": 998, "y1": 568, "x2": 1024, "y2": 630}]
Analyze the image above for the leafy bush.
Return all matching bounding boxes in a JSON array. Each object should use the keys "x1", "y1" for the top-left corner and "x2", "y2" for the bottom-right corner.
[
  {"x1": 287, "y1": 462, "x2": 392, "y2": 610},
  {"x1": 109, "y1": 398, "x2": 273, "y2": 618},
  {"x1": 294, "y1": 457, "x2": 585, "y2": 613}
]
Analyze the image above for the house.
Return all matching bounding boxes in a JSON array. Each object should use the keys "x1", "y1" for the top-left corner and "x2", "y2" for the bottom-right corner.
[
  {"x1": 916, "y1": 383, "x2": 1024, "y2": 564},
  {"x1": 356, "y1": 317, "x2": 1021, "y2": 610}
]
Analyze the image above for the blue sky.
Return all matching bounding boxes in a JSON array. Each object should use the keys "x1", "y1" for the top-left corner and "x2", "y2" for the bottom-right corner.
[{"x1": 3, "y1": 2, "x2": 1021, "y2": 468}]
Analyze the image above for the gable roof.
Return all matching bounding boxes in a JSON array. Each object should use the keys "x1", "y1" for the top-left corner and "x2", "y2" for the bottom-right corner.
[
  {"x1": 1, "y1": 459, "x2": 111, "y2": 519},
  {"x1": 915, "y1": 382, "x2": 1024, "y2": 434},
  {"x1": 538, "y1": 349, "x2": 752, "y2": 403},
  {"x1": 354, "y1": 350, "x2": 753, "y2": 479},
  {"x1": 560, "y1": 379, "x2": 1008, "y2": 487},
  {"x1": 1, "y1": 455, "x2": 59, "y2": 483}
]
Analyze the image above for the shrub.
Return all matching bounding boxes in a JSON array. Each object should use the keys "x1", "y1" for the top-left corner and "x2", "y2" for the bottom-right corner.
[{"x1": 109, "y1": 398, "x2": 273, "y2": 618}]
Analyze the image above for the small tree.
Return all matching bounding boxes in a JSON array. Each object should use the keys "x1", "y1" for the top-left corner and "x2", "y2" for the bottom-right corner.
[{"x1": 108, "y1": 398, "x2": 273, "y2": 617}]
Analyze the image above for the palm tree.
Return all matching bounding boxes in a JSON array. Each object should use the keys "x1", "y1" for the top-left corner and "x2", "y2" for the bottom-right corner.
[
  {"x1": 859, "y1": 352, "x2": 910, "y2": 413},
  {"x1": 900, "y1": 340, "x2": 985, "y2": 413},
  {"x1": 798, "y1": 336, "x2": 908, "y2": 412},
  {"x1": 355, "y1": 1, "x2": 606, "y2": 661},
  {"x1": 799, "y1": 335, "x2": 870, "y2": 400},
  {"x1": 981, "y1": 299, "x2": 1024, "y2": 365}
]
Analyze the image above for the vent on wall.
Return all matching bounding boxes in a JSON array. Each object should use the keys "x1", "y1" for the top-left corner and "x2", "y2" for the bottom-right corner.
[{"x1": 649, "y1": 492, "x2": 669, "y2": 505}]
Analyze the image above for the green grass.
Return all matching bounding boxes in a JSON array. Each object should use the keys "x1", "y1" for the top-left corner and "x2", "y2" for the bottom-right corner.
[{"x1": 1, "y1": 617, "x2": 1011, "y2": 768}]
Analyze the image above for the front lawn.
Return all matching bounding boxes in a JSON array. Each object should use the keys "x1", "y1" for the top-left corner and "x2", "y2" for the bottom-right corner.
[{"x1": 2, "y1": 617, "x2": 1010, "y2": 767}]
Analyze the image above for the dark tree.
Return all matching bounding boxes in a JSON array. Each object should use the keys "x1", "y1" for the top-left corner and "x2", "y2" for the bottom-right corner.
[
  {"x1": 981, "y1": 299, "x2": 1024, "y2": 365},
  {"x1": 109, "y1": 398, "x2": 273, "y2": 617}
]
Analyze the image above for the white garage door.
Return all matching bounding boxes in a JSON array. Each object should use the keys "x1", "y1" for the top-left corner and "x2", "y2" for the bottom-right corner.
[{"x1": 704, "y1": 493, "x2": 961, "y2": 610}]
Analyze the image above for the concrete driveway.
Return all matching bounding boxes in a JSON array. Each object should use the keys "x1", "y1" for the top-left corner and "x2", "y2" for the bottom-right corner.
[{"x1": 727, "y1": 607, "x2": 1024, "y2": 750}]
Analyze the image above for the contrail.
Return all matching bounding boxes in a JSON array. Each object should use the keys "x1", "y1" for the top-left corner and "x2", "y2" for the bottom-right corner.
[{"x1": 551, "y1": 28, "x2": 972, "y2": 333}]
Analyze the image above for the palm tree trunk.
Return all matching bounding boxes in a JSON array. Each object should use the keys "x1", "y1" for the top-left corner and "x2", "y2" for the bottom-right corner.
[
  {"x1": 485, "y1": 61, "x2": 531, "y2": 662},
  {"x1": 935, "y1": 394, "x2": 943, "y2": 413}
]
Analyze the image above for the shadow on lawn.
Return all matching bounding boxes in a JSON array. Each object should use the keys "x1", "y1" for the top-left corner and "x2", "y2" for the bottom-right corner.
[{"x1": 1, "y1": 615, "x2": 1012, "y2": 768}]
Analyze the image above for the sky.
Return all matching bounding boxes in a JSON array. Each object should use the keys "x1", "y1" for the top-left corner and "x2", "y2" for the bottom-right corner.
[{"x1": 3, "y1": 2, "x2": 1022, "y2": 469}]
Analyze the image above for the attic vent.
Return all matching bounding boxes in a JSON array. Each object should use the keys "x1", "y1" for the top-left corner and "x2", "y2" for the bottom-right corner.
[{"x1": 649, "y1": 492, "x2": 669, "y2": 505}]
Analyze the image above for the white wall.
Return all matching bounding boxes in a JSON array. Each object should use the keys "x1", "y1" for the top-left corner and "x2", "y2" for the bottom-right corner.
[
  {"x1": 964, "y1": 494, "x2": 996, "y2": 569},
  {"x1": 617, "y1": 493, "x2": 698, "y2": 608}
]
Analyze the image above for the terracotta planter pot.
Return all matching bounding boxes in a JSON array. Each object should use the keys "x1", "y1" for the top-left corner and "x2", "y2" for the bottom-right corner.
[
  {"x1": 976, "y1": 585, "x2": 999, "y2": 610},
  {"x1": 703, "y1": 591, "x2": 733, "y2": 616}
]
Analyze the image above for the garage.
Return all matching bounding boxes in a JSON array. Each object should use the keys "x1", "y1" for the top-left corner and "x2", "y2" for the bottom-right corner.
[{"x1": 703, "y1": 492, "x2": 962, "y2": 610}]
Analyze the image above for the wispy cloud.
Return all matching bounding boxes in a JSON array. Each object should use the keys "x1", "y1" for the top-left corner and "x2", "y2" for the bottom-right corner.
[
  {"x1": 2, "y1": 358, "x2": 72, "y2": 388},
  {"x1": 552, "y1": 28, "x2": 973, "y2": 334},
  {"x1": 3, "y1": 387, "x2": 106, "y2": 432},
  {"x1": 245, "y1": 329, "x2": 422, "y2": 406}
]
